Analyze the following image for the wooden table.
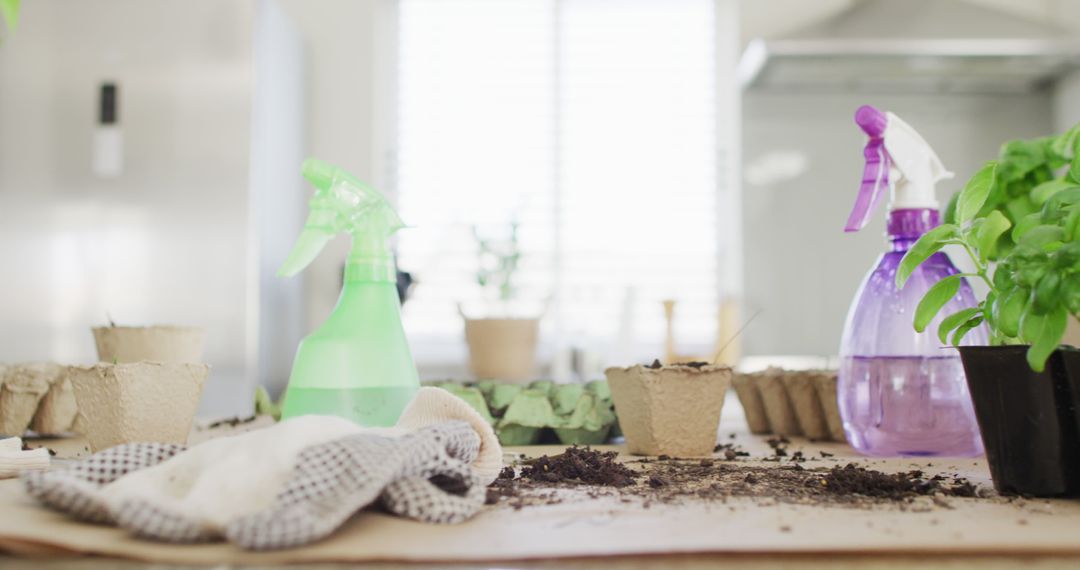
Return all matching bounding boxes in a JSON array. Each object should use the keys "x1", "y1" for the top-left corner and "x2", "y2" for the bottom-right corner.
[{"x1": 2, "y1": 412, "x2": 1080, "y2": 568}]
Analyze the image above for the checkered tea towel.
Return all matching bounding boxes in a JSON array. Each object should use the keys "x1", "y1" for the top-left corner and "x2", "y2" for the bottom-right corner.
[{"x1": 23, "y1": 387, "x2": 502, "y2": 550}]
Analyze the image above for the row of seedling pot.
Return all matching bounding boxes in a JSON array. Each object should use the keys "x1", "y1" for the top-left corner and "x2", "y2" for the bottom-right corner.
[
  {"x1": 424, "y1": 379, "x2": 618, "y2": 446},
  {"x1": 0, "y1": 326, "x2": 208, "y2": 453},
  {"x1": 601, "y1": 362, "x2": 845, "y2": 458},
  {"x1": 731, "y1": 367, "x2": 845, "y2": 442}
]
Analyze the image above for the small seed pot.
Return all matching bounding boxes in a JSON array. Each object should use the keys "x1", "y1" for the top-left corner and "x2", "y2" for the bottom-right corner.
[
  {"x1": 780, "y1": 370, "x2": 831, "y2": 441},
  {"x1": 756, "y1": 369, "x2": 801, "y2": 437},
  {"x1": 0, "y1": 364, "x2": 57, "y2": 436},
  {"x1": 812, "y1": 370, "x2": 846, "y2": 442},
  {"x1": 731, "y1": 370, "x2": 772, "y2": 434},
  {"x1": 30, "y1": 368, "x2": 79, "y2": 435},
  {"x1": 69, "y1": 362, "x2": 209, "y2": 452},
  {"x1": 605, "y1": 363, "x2": 732, "y2": 456},
  {"x1": 92, "y1": 326, "x2": 206, "y2": 364}
]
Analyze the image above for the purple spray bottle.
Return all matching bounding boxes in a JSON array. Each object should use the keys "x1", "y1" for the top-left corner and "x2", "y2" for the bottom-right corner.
[{"x1": 838, "y1": 105, "x2": 985, "y2": 457}]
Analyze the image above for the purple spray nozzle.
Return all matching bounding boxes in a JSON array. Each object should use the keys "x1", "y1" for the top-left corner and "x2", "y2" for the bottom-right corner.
[
  {"x1": 845, "y1": 105, "x2": 891, "y2": 233},
  {"x1": 855, "y1": 105, "x2": 888, "y2": 138}
]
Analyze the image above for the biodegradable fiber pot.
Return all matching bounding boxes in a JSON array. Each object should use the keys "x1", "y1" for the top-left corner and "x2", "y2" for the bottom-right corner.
[
  {"x1": 69, "y1": 362, "x2": 209, "y2": 452},
  {"x1": 93, "y1": 325, "x2": 206, "y2": 363},
  {"x1": 605, "y1": 363, "x2": 731, "y2": 456},
  {"x1": 958, "y1": 345, "x2": 1080, "y2": 497},
  {"x1": 464, "y1": 318, "x2": 539, "y2": 382},
  {"x1": 0, "y1": 364, "x2": 54, "y2": 436}
]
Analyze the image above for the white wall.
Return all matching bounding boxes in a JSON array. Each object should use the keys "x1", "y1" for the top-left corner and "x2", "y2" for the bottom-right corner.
[
  {"x1": 1054, "y1": 70, "x2": 1080, "y2": 132},
  {"x1": 741, "y1": 92, "x2": 1054, "y2": 357},
  {"x1": 0, "y1": 1, "x2": 255, "y2": 376},
  {"x1": 277, "y1": 0, "x2": 399, "y2": 333}
]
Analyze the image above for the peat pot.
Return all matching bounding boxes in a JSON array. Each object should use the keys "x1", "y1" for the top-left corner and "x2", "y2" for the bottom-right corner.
[
  {"x1": 92, "y1": 325, "x2": 206, "y2": 364},
  {"x1": 605, "y1": 363, "x2": 731, "y2": 456},
  {"x1": 958, "y1": 345, "x2": 1080, "y2": 497},
  {"x1": 69, "y1": 362, "x2": 209, "y2": 452}
]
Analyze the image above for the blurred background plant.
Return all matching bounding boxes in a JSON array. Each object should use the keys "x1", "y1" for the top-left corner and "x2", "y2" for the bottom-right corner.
[
  {"x1": 472, "y1": 221, "x2": 522, "y2": 305},
  {"x1": 1, "y1": 0, "x2": 19, "y2": 36}
]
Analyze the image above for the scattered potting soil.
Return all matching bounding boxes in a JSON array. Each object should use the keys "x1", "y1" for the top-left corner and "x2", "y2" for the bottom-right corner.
[
  {"x1": 487, "y1": 450, "x2": 986, "y2": 511},
  {"x1": 205, "y1": 415, "x2": 258, "y2": 429},
  {"x1": 520, "y1": 446, "x2": 637, "y2": 487},
  {"x1": 820, "y1": 463, "x2": 978, "y2": 500},
  {"x1": 644, "y1": 360, "x2": 710, "y2": 370}
]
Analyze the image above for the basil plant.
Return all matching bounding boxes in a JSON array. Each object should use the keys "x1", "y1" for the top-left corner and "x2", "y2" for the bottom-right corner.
[{"x1": 896, "y1": 123, "x2": 1080, "y2": 372}]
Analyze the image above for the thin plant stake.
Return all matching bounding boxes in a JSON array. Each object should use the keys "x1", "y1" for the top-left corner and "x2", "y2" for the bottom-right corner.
[{"x1": 711, "y1": 309, "x2": 763, "y2": 365}]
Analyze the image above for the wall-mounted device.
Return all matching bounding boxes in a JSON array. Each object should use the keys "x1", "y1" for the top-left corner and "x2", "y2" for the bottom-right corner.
[{"x1": 92, "y1": 81, "x2": 123, "y2": 177}]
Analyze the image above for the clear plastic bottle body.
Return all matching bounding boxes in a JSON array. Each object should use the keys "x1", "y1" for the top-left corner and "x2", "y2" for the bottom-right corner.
[
  {"x1": 281, "y1": 277, "x2": 419, "y2": 427},
  {"x1": 838, "y1": 209, "x2": 985, "y2": 457}
]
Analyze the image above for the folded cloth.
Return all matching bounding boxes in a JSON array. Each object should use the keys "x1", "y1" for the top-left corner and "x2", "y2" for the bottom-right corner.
[{"x1": 23, "y1": 387, "x2": 502, "y2": 550}]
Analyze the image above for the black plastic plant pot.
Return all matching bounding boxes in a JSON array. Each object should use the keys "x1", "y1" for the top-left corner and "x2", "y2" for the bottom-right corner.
[{"x1": 958, "y1": 345, "x2": 1080, "y2": 497}]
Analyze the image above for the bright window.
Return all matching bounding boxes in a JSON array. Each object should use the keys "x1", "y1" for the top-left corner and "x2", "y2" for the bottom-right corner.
[{"x1": 396, "y1": 0, "x2": 737, "y2": 372}]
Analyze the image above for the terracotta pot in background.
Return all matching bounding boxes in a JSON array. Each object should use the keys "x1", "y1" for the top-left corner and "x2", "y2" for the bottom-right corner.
[
  {"x1": 92, "y1": 326, "x2": 206, "y2": 364},
  {"x1": 605, "y1": 363, "x2": 731, "y2": 456},
  {"x1": 69, "y1": 362, "x2": 209, "y2": 452},
  {"x1": 464, "y1": 318, "x2": 539, "y2": 383}
]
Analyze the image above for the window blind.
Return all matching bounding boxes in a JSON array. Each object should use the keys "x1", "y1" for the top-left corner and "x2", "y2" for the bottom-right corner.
[{"x1": 396, "y1": 0, "x2": 732, "y2": 370}]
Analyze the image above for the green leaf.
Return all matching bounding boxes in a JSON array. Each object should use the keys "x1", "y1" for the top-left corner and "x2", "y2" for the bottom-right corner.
[
  {"x1": 996, "y1": 287, "x2": 1027, "y2": 339},
  {"x1": 1018, "y1": 225, "x2": 1065, "y2": 251},
  {"x1": 1051, "y1": 123, "x2": 1080, "y2": 159},
  {"x1": 1031, "y1": 179, "x2": 1077, "y2": 206},
  {"x1": 1011, "y1": 213, "x2": 1043, "y2": 243},
  {"x1": 974, "y1": 210, "x2": 1011, "y2": 262},
  {"x1": 1025, "y1": 306, "x2": 1068, "y2": 372},
  {"x1": 1065, "y1": 275, "x2": 1080, "y2": 315},
  {"x1": 952, "y1": 316, "x2": 984, "y2": 347},
  {"x1": 1054, "y1": 241, "x2": 1080, "y2": 269},
  {"x1": 1033, "y1": 271, "x2": 1064, "y2": 314},
  {"x1": 1004, "y1": 196, "x2": 1036, "y2": 224},
  {"x1": 1066, "y1": 208, "x2": 1080, "y2": 242},
  {"x1": 957, "y1": 162, "x2": 998, "y2": 224},
  {"x1": 943, "y1": 192, "x2": 960, "y2": 225},
  {"x1": 0, "y1": 0, "x2": 19, "y2": 33},
  {"x1": 1043, "y1": 187, "x2": 1080, "y2": 222},
  {"x1": 1072, "y1": 153, "x2": 1080, "y2": 184},
  {"x1": 896, "y1": 224, "x2": 959, "y2": 289},
  {"x1": 938, "y1": 307, "x2": 981, "y2": 345},
  {"x1": 914, "y1": 275, "x2": 962, "y2": 333}
]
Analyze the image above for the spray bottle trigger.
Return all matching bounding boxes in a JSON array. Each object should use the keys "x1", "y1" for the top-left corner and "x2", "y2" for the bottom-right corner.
[
  {"x1": 278, "y1": 230, "x2": 333, "y2": 277},
  {"x1": 844, "y1": 136, "x2": 891, "y2": 232}
]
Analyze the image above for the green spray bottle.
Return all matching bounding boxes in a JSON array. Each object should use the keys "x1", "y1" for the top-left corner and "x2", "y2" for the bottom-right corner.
[{"x1": 277, "y1": 158, "x2": 419, "y2": 426}]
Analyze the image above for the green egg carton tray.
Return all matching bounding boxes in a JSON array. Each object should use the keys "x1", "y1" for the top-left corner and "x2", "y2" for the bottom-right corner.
[{"x1": 422, "y1": 379, "x2": 618, "y2": 447}]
